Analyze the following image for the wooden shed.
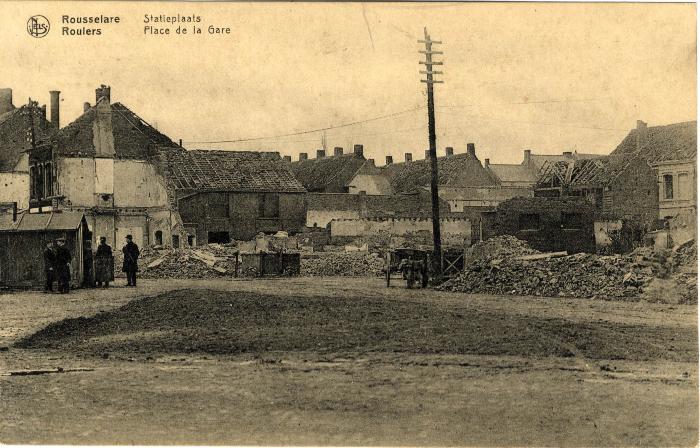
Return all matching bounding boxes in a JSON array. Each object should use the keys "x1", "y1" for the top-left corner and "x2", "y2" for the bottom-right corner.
[{"x1": 0, "y1": 211, "x2": 90, "y2": 289}]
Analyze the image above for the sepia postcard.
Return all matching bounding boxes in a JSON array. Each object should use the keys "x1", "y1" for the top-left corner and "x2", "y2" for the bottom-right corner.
[{"x1": 0, "y1": 1, "x2": 697, "y2": 446}]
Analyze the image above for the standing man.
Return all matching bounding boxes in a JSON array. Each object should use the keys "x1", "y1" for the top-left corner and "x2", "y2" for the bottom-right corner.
[
  {"x1": 55, "y1": 238, "x2": 72, "y2": 294},
  {"x1": 122, "y1": 234, "x2": 140, "y2": 287},
  {"x1": 43, "y1": 241, "x2": 56, "y2": 293},
  {"x1": 94, "y1": 236, "x2": 114, "y2": 288}
]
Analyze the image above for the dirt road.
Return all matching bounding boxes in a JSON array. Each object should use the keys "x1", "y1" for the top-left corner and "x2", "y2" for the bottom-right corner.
[{"x1": 1, "y1": 278, "x2": 697, "y2": 445}]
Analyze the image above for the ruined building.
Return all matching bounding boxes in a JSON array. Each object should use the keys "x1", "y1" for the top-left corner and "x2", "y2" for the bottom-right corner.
[
  {"x1": 3, "y1": 84, "x2": 307, "y2": 248},
  {"x1": 29, "y1": 85, "x2": 182, "y2": 247},
  {"x1": 0, "y1": 88, "x2": 57, "y2": 210}
]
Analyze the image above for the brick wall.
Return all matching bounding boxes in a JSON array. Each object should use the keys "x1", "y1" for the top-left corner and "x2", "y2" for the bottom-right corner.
[
  {"x1": 305, "y1": 191, "x2": 451, "y2": 227},
  {"x1": 482, "y1": 197, "x2": 597, "y2": 253},
  {"x1": 330, "y1": 217, "x2": 471, "y2": 247},
  {"x1": 606, "y1": 158, "x2": 659, "y2": 228},
  {"x1": 179, "y1": 191, "x2": 306, "y2": 244}
]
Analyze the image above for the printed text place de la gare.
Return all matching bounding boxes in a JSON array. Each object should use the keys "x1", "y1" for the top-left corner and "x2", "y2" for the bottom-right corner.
[{"x1": 143, "y1": 14, "x2": 230, "y2": 35}]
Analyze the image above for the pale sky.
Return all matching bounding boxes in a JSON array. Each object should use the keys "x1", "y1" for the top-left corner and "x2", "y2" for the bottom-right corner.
[{"x1": 1, "y1": 2, "x2": 696, "y2": 164}]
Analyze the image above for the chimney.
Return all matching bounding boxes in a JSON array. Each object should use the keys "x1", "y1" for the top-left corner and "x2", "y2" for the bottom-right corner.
[
  {"x1": 353, "y1": 144, "x2": 364, "y2": 157},
  {"x1": 299, "y1": 152, "x2": 308, "y2": 161},
  {"x1": 367, "y1": 158, "x2": 375, "y2": 166},
  {"x1": 95, "y1": 84, "x2": 111, "y2": 103},
  {"x1": 467, "y1": 143, "x2": 476, "y2": 157},
  {"x1": 316, "y1": 149, "x2": 325, "y2": 159},
  {"x1": 0, "y1": 88, "x2": 13, "y2": 114},
  {"x1": 636, "y1": 120, "x2": 648, "y2": 150},
  {"x1": 385, "y1": 155, "x2": 393, "y2": 165},
  {"x1": 40, "y1": 104, "x2": 47, "y2": 119},
  {"x1": 94, "y1": 93, "x2": 115, "y2": 158},
  {"x1": 405, "y1": 153, "x2": 413, "y2": 163},
  {"x1": 445, "y1": 147, "x2": 454, "y2": 156},
  {"x1": 523, "y1": 149, "x2": 532, "y2": 164},
  {"x1": 563, "y1": 151, "x2": 573, "y2": 157},
  {"x1": 49, "y1": 90, "x2": 60, "y2": 128},
  {"x1": 484, "y1": 158, "x2": 490, "y2": 167},
  {"x1": 12, "y1": 202, "x2": 17, "y2": 222},
  {"x1": 83, "y1": 102, "x2": 91, "y2": 113},
  {"x1": 283, "y1": 155, "x2": 292, "y2": 162},
  {"x1": 333, "y1": 147, "x2": 343, "y2": 156}
]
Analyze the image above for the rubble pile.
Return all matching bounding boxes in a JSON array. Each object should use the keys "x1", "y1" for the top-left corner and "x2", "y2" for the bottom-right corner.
[
  {"x1": 671, "y1": 240, "x2": 697, "y2": 304},
  {"x1": 439, "y1": 236, "x2": 696, "y2": 302},
  {"x1": 673, "y1": 240, "x2": 697, "y2": 270},
  {"x1": 130, "y1": 246, "x2": 239, "y2": 279},
  {"x1": 301, "y1": 252, "x2": 384, "y2": 277},
  {"x1": 464, "y1": 235, "x2": 541, "y2": 262},
  {"x1": 671, "y1": 272, "x2": 698, "y2": 305}
]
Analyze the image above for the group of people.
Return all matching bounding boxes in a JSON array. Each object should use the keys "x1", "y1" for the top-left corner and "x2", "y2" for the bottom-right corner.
[
  {"x1": 42, "y1": 238, "x2": 73, "y2": 293},
  {"x1": 43, "y1": 234, "x2": 141, "y2": 293}
]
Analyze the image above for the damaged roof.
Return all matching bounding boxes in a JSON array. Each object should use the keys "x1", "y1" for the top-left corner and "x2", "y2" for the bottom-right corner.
[
  {"x1": 381, "y1": 153, "x2": 497, "y2": 193},
  {"x1": 163, "y1": 149, "x2": 306, "y2": 193},
  {"x1": 289, "y1": 153, "x2": 367, "y2": 193},
  {"x1": 610, "y1": 121, "x2": 697, "y2": 163},
  {"x1": 0, "y1": 104, "x2": 55, "y2": 172},
  {"x1": 538, "y1": 121, "x2": 698, "y2": 189},
  {"x1": 55, "y1": 102, "x2": 179, "y2": 159}
]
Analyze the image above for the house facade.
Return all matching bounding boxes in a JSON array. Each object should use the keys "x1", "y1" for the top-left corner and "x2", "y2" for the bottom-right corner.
[
  {"x1": 163, "y1": 149, "x2": 307, "y2": 244},
  {"x1": 653, "y1": 159, "x2": 696, "y2": 220},
  {"x1": 608, "y1": 120, "x2": 696, "y2": 223},
  {"x1": 27, "y1": 85, "x2": 181, "y2": 249}
]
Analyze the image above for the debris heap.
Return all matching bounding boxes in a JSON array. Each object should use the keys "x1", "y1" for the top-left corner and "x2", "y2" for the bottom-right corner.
[
  {"x1": 669, "y1": 240, "x2": 698, "y2": 304},
  {"x1": 439, "y1": 236, "x2": 696, "y2": 302},
  {"x1": 121, "y1": 246, "x2": 239, "y2": 279},
  {"x1": 300, "y1": 252, "x2": 384, "y2": 277},
  {"x1": 464, "y1": 235, "x2": 541, "y2": 263}
]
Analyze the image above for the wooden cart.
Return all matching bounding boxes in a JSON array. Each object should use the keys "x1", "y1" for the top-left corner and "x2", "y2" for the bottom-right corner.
[{"x1": 385, "y1": 248, "x2": 430, "y2": 288}]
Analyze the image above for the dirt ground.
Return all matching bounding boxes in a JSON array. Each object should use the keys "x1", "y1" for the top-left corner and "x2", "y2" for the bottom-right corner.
[{"x1": 1, "y1": 277, "x2": 698, "y2": 446}]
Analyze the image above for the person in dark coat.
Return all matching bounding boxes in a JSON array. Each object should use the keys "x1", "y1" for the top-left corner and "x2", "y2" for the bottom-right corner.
[
  {"x1": 43, "y1": 241, "x2": 57, "y2": 293},
  {"x1": 122, "y1": 235, "x2": 140, "y2": 287},
  {"x1": 95, "y1": 237, "x2": 114, "y2": 288},
  {"x1": 55, "y1": 238, "x2": 72, "y2": 294}
]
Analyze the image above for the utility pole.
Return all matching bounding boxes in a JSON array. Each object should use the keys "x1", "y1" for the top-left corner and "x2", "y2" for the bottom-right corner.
[{"x1": 419, "y1": 27, "x2": 444, "y2": 277}]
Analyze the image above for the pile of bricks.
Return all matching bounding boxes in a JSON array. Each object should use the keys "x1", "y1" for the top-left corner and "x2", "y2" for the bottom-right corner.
[
  {"x1": 464, "y1": 235, "x2": 541, "y2": 263},
  {"x1": 439, "y1": 236, "x2": 691, "y2": 301},
  {"x1": 300, "y1": 252, "x2": 385, "y2": 277},
  {"x1": 670, "y1": 240, "x2": 697, "y2": 304},
  {"x1": 134, "y1": 246, "x2": 238, "y2": 279}
]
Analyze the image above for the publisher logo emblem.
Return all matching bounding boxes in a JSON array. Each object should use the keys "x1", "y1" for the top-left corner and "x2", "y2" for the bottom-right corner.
[{"x1": 27, "y1": 15, "x2": 50, "y2": 38}]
